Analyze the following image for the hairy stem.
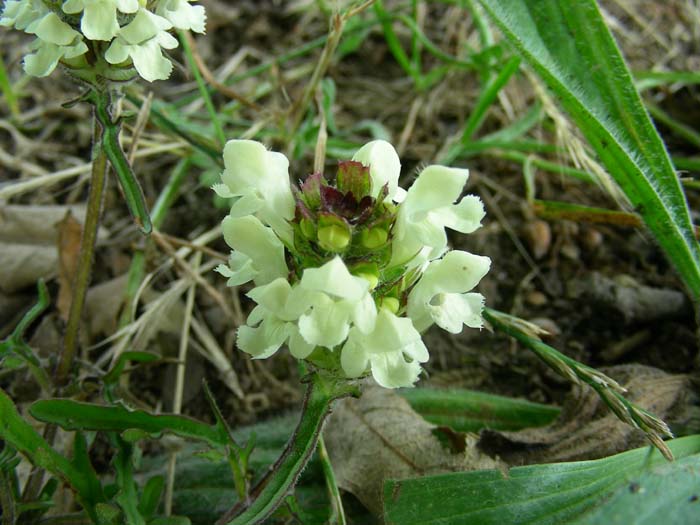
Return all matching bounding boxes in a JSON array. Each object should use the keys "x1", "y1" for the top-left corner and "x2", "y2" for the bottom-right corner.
[
  {"x1": 56, "y1": 111, "x2": 108, "y2": 385},
  {"x1": 217, "y1": 372, "x2": 358, "y2": 525}
]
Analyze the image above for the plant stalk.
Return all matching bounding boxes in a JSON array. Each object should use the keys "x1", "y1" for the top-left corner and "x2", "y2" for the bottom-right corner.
[
  {"x1": 217, "y1": 372, "x2": 357, "y2": 525},
  {"x1": 56, "y1": 107, "x2": 108, "y2": 385}
]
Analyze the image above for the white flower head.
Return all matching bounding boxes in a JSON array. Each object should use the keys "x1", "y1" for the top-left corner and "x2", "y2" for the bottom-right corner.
[
  {"x1": 341, "y1": 308, "x2": 428, "y2": 388},
  {"x1": 407, "y1": 250, "x2": 491, "y2": 333},
  {"x1": 156, "y1": 0, "x2": 206, "y2": 33},
  {"x1": 23, "y1": 12, "x2": 88, "y2": 77},
  {"x1": 214, "y1": 140, "x2": 490, "y2": 391},
  {"x1": 62, "y1": 0, "x2": 139, "y2": 41},
  {"x1": 392, "y1": 165, "x2": 485, "y2": 266},
  {"x1": 215, "y1": 140, "x2": 295, "y2": 243},
  {"x1": 104, "y1": 9, "x2": 178, "y2": 82}
]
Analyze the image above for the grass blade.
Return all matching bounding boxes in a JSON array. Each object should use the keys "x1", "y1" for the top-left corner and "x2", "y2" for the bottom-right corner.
[{"x1": 479, "y1": 0, "x2": 700, "y2": 298}]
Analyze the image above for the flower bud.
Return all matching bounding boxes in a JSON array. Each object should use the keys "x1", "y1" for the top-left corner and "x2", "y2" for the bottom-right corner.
[
  {"x1": 317, "y1": 213, "x2": 351, "y2": 252},
  {"x1": 336, "y1": 160, "x2": 371, "y2": 200},
  {"x1": 360, "y1": 226, "x2": 388, "y2": 249},
  {"x1": 380, "y1": 297, "x2": 400, "y2": 314}
]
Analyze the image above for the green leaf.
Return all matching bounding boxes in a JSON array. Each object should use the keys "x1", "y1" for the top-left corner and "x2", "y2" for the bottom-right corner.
[
  {"x1": 103, "y1": 351, "x2": 160, "y2": 385},
  {"x1": 139, "y1": 475, "x2": 165, "y2": 520},
  {"x1": 383, "y1": 435, "x2": 700, "y2": 525},
  {"x1": 29, "y1": 400, "x2": 228, "y2": 448},
  {"x1": 0, "y1": 388, "x2": 102, "y2": 520},
  {"x1": 573, "y1": 452, "x2": 700, "y2": 524},
  {"x1": 478, "y1": 0, "x2": 700, "y2": 298},
  {"x1": 398, "y1": 388, "x2": 559, "y2": 432}
]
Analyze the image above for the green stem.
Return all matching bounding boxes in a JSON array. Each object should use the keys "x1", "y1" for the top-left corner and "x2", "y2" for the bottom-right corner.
[
  {"x1": 217, "y1": 372, "x2": 358, "y2": 525},
  {"x1": 318, "y1": 434, "x2": 346, "y2": 525},
  {"x1": 56, "y1": 113, "x2": 108, "y2": 385},
  {"x1": 93, "y1": 89, "x2": 152, "y2": 234}
]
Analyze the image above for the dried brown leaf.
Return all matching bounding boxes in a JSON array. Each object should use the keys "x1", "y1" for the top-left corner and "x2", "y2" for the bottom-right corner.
[
  {"x1": 56, "y1": 212, "x2": 83, "y2": 321},
  {"x1": 0, "y1": 204, "x2": 106, "y2": 293},
  {"x1": 478, "y1": 364, "x2": 691, "y2": 465},
  {"x1": 324, "y1": 384, "x2": 505, "y2": 514}
]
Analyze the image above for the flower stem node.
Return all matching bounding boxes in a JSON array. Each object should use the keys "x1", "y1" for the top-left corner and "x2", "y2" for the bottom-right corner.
[{"x1": 215, "y1": 140, "x2": 490, "y2": 389}]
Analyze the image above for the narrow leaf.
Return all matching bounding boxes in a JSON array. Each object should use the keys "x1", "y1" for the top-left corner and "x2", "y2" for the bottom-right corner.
[
  {"x1": 479, "y1": 0, "x2": 700, "y2": 298},
  {"x1": 384, "y1": 435, "x2": 700, "y2": 525},
  {"x1": 399, "y1": 388, "x2": 559, "y2": 432},
  {"x1": 30, "y1": 400, "x2": 228, "y2": 448}
]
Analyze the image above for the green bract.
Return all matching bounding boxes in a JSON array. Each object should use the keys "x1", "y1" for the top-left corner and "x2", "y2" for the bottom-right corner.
[
  {"x1": 216, "y1": 140, "x2": 490, "y2": 389},
  {"x1": 0, "y1": 0, "x2": 206, "y2": 82}
]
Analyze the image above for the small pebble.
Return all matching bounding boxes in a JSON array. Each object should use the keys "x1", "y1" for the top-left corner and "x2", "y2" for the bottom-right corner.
[{"x1": 526, "y1": 291, "x2": 548, "y2": 306}]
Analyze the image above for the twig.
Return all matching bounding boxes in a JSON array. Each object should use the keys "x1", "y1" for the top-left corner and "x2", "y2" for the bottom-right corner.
[
  {"x1": 151, "y1": 230, "x2": 236, "y2": 321},
  {"x1": 165, "y1": 252, "x2": 200, "y2": 515}
]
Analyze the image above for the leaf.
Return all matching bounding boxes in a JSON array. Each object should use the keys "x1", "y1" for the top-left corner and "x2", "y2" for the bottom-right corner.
[
  {"x1": 55, "y1": 212, "x2": 83, "y2": 322},
  {"x1": 383, "y1": 435, "x2": 700, "y2": 525},
  {"x1": 0, "y1": 204, "x2": 103, "y2": 293},
  {"x1": 478, "y1": 365, "x2": 689, "y2": 465},
  {"x1": 29, "y1": 400, "x2": 229, "y2": 448},
  {"x1": 138, "y1": 475, "x2": 165, "y2": 520},
  {"x1": 478, "y1": 0, "x2": 700, "y2": 298},
  {"x1": 573, "y1": 452, "x2": 700, "y2": 524},
  {"x1": 324, "y1": 385, "x2": 505, "y2": 514},
  {"x1": 398, "y1": 387, "x2": 559, "y2": 432},
  {"x1": 136, "y1": 415, "x2": 327, "y2": 525},
  {"x1": 0, "y1": 388, "x2": 101, "y2": 520}
]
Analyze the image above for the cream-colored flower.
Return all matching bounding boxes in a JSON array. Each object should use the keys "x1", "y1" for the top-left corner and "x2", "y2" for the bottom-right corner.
[
  {"x1": 23, "y1": 12, "x2": 88, "y2": 77},
  {"x1": 217, "y1": 215, "x2": 288, "y2": 287},
  {"x1": 391, "y1": 165, "x2": 485, "y2": 266},
  {"x1": 1, "y1": 0, "x2": 46, "y2": 31},
  {"x1": 214, "y1": 140, "x2": 295, "y2": 243},
  {"x1": 341, "y1": 308, "x2": 428, "y2": 388},
  {"x1": 352, "y1": 139, "x2": 406, "y2": 202},
  {"x1": 237, "y1": 278, "x2": 314, "y2": 360},
  {"x1": 155, "y1": 0, "x2": 206, "y2": 33},
  {"x1": 62, "y1": 0, "x2": 139, "y2": 41},
  {"x1": 407, "y1": 250, "x2": 490, "y2": 333},
  {"x1": 104, "y1": 9, "x2": 177, "y2": 82},
  {"x1": 297, "y1": 257, "x2": 377, "y2": 349}
]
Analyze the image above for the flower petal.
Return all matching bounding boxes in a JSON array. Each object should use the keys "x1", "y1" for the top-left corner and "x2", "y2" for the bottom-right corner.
[
  {"x1": 237, "y1": 317, "x2": 288, "y2": 359},
  {"x1": 370, "y1": 352, "x2": 422, "y2": 389},
  {"x1": 288, "y1": 327, "x2": 315, "y2": 359},
  {"x1": 247, "y1": 278, "x2": 296, "y2": 321},
  {"x1": 298, "y1": 294, "x2": 352, "y2": 348},
  {"x1": 221, "y1": 215, "x2": 288, "y2": 285},
  {"x1": 431, "y1": 195, "x2": 485, "y2": 235},
  {"x1": 340, "y1": 329, "x2": 369, "y2": 378},
  {"x1": 352, "y1": 140, "x2": 401, "y2": 201},
  {"x1": 404, "y1": 165, "x2": 469, "y2": 219},
  {"x1": 82, "y1": 3, "x2": 120, "y2": 41},
  {"x1": 300, "y1": 257, "x2": 368, "y2": 301}
]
